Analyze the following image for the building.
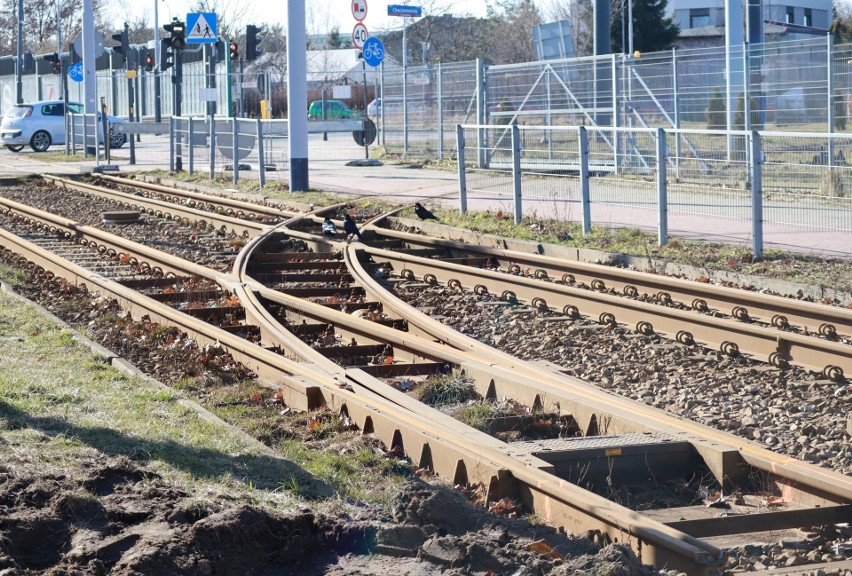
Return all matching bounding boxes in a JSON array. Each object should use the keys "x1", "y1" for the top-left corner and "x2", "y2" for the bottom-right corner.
[{"x1": 670, "y1": 0, "x2": 831, "y2": 47}]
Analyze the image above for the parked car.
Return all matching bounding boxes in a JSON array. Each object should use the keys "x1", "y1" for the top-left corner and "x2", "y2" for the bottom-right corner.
[
  {"x1": 1, "y1": 100, "x2": 127, "y2": 153},
  {"x1": 307, "y1": 100, "x2": 359, "y2": 120}
]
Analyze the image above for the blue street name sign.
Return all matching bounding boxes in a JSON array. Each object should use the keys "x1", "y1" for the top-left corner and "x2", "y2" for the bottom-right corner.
[
  {"x1": 387, "y1": 4, "x2": 422, "y2": 16},
  {"x1": 186, "y1": 12, "x2": 218, "y2": 44},
  {"x1": 362, "y1": 37, "x2": 384, "y2": 67}
]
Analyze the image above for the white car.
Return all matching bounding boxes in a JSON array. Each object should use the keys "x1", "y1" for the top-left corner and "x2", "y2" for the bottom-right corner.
[{"x1": 1, "y1": 100, "x2": 127, "y2": 153}]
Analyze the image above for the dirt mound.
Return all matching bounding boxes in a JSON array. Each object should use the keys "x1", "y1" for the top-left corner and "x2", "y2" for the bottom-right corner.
[{"x1": 0, "y1": 456, "x2": 660, "y2": 576}]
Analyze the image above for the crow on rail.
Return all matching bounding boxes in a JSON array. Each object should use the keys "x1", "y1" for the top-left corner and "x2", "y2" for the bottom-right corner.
[
  {"x1": 322, "y1": 217, "x2": 338, "y2": 237},
  {"x1": 344, "y1": 213, "x2": 363, "y2": 241},
  {"x1": 414, "y1": 202, "x2": 438, "y2": 220}
]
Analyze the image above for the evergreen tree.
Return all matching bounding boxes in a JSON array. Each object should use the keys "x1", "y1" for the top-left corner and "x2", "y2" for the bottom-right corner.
[
  {"x1": 707, "y1": 87, "x2": 725, "y2": 130},
  {"x1": 611, "y1": 0, "x2": 679, "y2": 54},
  {"x1": 326, "y1": 27, "x2": 343, "y2": 49},
  {"x1": 835, "y1": 88, "x2": 847, "y2": 131}
]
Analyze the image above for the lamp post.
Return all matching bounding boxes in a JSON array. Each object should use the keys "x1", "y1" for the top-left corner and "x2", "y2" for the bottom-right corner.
[{"x1": 16, "y1": 0, "x2": 23, "y2": 103}]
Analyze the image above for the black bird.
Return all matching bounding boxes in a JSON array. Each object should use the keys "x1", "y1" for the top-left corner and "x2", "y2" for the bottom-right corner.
[
  {"x1": 321, "y1": 217, "x2": 338, "y2": 237},
  {"x1": 343, "y1": 213, "x2": 363, "y2": 241},
  {"x1": 414, "y1": 202, "x2": 438, "y2": 220}
]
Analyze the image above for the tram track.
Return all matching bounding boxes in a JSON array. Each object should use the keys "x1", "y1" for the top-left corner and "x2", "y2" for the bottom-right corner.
[{"x1": 1, "y1": 175, "x2": 851, "y2": 574}]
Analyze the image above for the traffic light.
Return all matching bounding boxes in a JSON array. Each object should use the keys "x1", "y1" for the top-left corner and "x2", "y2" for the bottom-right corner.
[
  {"x1": 163, "y1": 18, "x2": 186, "y2": 51},
  {"x1": 43, "y1": 52, "x2": 61, "y2": 75},
  {"x1": 111, "y1": 25, "x2": 129, "y2": 66},
  {"x1": 229, "y1": 41, "x2": 239, "y2": 61},
  {"x1": 160, "y1": 38, "x2": 174, "y2": 71},
  {"x1": 145, "y1": 49, "x2": 154, "y2": 72},
  {"x1": 246, "y1": 25, "x2": 263, "y2": 61}
]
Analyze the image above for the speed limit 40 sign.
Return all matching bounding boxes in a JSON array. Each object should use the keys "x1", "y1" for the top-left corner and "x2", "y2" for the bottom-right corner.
[{"x1": 352, "y1": 23, "x2": 368, "y2": 49}]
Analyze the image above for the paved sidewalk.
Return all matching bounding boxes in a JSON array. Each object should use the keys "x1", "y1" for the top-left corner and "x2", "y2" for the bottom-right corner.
[{"x1": 1, "y1": 152, "x2": 849, "y2": 259}]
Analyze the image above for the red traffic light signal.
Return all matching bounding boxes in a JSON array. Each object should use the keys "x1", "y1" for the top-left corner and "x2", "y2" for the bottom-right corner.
[
  {"x1": 145, "y1": 51, "x2": 154, "y2": 72},
  {"x1": 229, "y1": 41, "x2": 239, "y2": 60}
]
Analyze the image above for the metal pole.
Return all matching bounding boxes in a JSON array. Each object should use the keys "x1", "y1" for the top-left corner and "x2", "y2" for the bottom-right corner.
[
  {"x1": 232, "y1": 118, "x2": 239, "y2": 185},
  {"x1": 16, "y1": 0, "x2": 23, "y2": 103},
  {"x1": 125, "y1": 24, "x2": 136, "y2": 165},
  {"x1": 362, "y1": 59, "x2": 369, "y2": 158},
  {"x1": 174, "y1": 50, "x2": 183, "y2": 171},
  {"x1": 628, "y1": 0, "x2": 634, "y2": 57},
  {"x1": 437, "y1": 62, "x2": 443, "y2": 161},
  {"x1": 578, "y1": 126, "x2": 591, "y2": 235},
  {"x1": 209, "y1": 115, "x2": 215, "y2": 179},
  {"x1": 827, "y1": 33, "x2": 835, "y2": 168},
  {"x1": 188, "y1": 116, "x2": 194, "y2": 174},
  {"x1": 257, "y1": 119, "x2": 266, "y2": 187},
  {"x1": 476, "y1": 58, "x2": 486, "y2": 168},
  {"x1": 403, "y1": 16, "x2": 409, "y2": 156},
  {"x1": 750, "y1": 130, "x2": 763, "y2": 258},
  {"x1": 656, "y1": 128, "x2": 668, "y2": 246},
  {"x1": 169, "y1": 116, "x2": 175, "y2": 172},
  {"x1": 286, "y1": 0, "x2": 309, "y2": 191},
  {"x1": 672, "y1": 47, "x2": 680, "y2": 178},
  {"x1": 81, "y1": 0, "x2": 98, "y2": 133},
  {"x1": 154, "y1": 0, "x2": 161, "y2": 122},
  {"x1": 511, "y1": 124, "x2": 522, "y2": 224},
  {"x1": 612, "y1": 55, "x2": 619, "y2": 173},
  {"x1": 457, "y1": 124, "x2": 467, "y2": 214},
  {"x1": 239, "y1": 57, "x2": 245, "y2": 117}
]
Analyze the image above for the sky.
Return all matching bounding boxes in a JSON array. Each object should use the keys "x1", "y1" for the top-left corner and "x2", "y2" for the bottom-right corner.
[{"x1": 109, "y1": 0, "x2": 493, "y2": 43}]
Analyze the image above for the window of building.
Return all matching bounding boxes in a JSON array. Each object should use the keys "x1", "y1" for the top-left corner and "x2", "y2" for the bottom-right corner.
[
  {"x1": 690, "y1": 8, "x2": 711, "y2": 27},
  {"x1": 786, "y1": 7, "x2": 795, "y2": 24},
  {"x1": 804, "y1": 8, "x2": 812, "y2": 26}
]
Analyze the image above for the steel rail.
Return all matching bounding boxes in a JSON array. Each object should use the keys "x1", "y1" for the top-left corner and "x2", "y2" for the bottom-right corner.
[
  {"x1": 232, "y1": 223, "x2": 852, "y2": 569},
  {"x1": 39, "y1": 175, "x2": 268, "y2": 238},
  {"x1": 3, "y1": 194, "x2": 847, "y2": 573},
  {"x1": 230, "y1": 227, "x2": 733, "y2": 573},
  {"x1": 368, "y1": 223, "x2": 852, "y2": 340},
  {"x1": 0, "y1": 223, "x2": 725, "y2": 574},
  {"x1": 0, "y1": 196, "x2": 229, "y2": 279},
  {"x1": 92, "y1": 174, "x2": 304, "y2": 221},
  {"x1": 356, "y1": 245, "x2": 851, "y2": 379}
]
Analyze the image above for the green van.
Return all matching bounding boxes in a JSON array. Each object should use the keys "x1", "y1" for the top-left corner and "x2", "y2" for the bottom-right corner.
[{"x1": 307, "y1": 100, "x2": 359, "y2": 120}]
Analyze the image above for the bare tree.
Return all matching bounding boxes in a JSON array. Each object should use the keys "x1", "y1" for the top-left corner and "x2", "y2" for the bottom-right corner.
[
  {"x1": 544, "y1": 0, "x2": 595, "y2": 56},
  {"x1": 488, "y1": 0, "x2": 543, "y2": 64},
  {"x1": 0, "y1": 0, "x2": 108, "y2": 55},
  {"x1": 188, "y1": 0, "x2": 251, "y2": 41}
]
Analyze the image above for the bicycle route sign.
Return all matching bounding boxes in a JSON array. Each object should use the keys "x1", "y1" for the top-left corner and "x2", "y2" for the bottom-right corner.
[{"x1": 362, "y1": 37, "x2": 384, "y2": 67}]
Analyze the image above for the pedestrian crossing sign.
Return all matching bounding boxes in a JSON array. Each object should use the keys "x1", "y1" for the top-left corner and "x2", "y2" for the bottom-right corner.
[{"x1": 186, "y1": 12, "x2": 217, "y2": 44}]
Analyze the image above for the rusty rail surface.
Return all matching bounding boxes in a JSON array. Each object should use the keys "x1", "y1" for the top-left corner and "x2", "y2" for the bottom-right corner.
[{"x1": 2, "y1": 179, "x2": 851, "y2": 574}]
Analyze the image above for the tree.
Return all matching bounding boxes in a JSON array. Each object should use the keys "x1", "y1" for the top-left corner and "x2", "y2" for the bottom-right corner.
[
  {"x1": 382, "y1": 15, "x2": 496, "y2": 64},
  {"x1": 0, "y1": 0, "x2": 108, "y2": 56},
  {"x1": 707, "y1": 87, "x2": 725, "y2": 129},
  {"x1": 830, "y1": 4, "x2": 852, "y2": 44},
  {"x1": 610, "y1": 0, "x2": 679, "y2": 54},
  {"x1": 188, "y1": 0, "x2": 251, "y2": 41},
  {"x1": 488, "y1": 0, "x2": 542, "y2": 64},
  {"x1": 326, "y1": 27, "x2": 343, "y2": 49}
]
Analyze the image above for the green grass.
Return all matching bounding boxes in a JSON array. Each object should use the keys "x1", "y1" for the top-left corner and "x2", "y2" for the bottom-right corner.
[{"x1": 0, "y1": 286, "x2": 405, "y2": 511}]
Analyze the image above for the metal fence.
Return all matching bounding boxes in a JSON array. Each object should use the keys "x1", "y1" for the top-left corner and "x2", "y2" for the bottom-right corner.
[
  {"x1": 457, "y1": 123, "x2": 852, "y2": 257},
  {"x1": 7, "y1": 35, "x2": 852, "y2": 162}
]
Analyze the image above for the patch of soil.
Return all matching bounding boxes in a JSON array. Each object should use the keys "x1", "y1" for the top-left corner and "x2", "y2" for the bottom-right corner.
[
  {"x1": 0, "y1": 456, "x2": 659, "y2": 576},
  {"x1": 0, "y1": 245, "x2": 663, "y2": 576}
]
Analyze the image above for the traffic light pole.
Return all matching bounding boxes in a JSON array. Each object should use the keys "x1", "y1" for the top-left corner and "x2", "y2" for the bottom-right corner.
[{"x1": 174, "y1": 49, "x2": 183, "y2": 171}]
